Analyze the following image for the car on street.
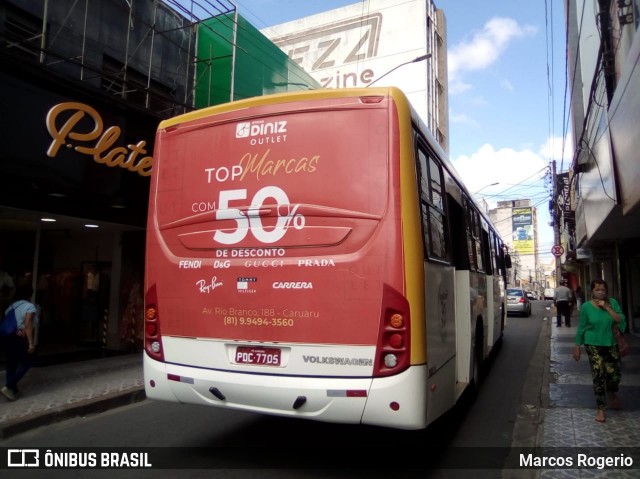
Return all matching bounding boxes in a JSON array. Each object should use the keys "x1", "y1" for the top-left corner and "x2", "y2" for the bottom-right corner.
[
  {"x1": 507, "y1": 288, "x2": 532, "y2": 317},
  {"x1": 525, "y1": 291, "x2": 536, "y2": 300}
]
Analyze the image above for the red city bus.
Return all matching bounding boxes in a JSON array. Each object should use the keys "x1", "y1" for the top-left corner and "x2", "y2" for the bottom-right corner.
[{"x1": 144, "y1": 87, "x2": 509, "y2": 430}]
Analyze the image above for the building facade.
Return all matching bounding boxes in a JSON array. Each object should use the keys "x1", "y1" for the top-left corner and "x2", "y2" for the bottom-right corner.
[
  {"x1": 489, "y1": 200, "x2": 542, "y2": 292},
  {"x1": 562, "y1": 0, "x2": 640, "y2": 333},
  {"x1": 195, "y1": 11, "x2": 319, "y2": 107},
  {"x1": 0, "y1": 0, "x2": 318, "y2": 358},
  {"x1": 260, "y1": 0, "x2": 449, "y2": 154}
]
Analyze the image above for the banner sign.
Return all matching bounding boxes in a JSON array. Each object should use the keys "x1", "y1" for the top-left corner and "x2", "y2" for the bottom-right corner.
[
  {"x1": 556, "y1": 172, "x2": 572, "y2": 216},
  {"x1": 512, "y1": 207, "x2": 534, "y2": 255}
]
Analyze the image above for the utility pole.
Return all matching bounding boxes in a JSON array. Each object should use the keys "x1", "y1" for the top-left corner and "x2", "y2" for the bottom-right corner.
[{"x1": 552, "y1": 160, "x2": 561, "y2": 284}]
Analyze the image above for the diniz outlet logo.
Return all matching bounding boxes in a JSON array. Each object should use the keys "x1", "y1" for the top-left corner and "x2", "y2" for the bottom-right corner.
[
  {"x1": 269, "y1": 13, "x2": 382, "y2": 88},
  {"x1": 46, "y1": 102, "x2": 153, "y2": 177},
  {"x1": 235, "y1": 120, "x2": 288, "y2": 145}
]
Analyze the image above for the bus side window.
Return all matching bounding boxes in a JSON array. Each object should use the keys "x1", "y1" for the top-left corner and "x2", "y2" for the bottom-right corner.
[
  {"x1": 490, "y1": 231, "x2": 499, "y2": 276},
  {"x1": 474, "y1": 211, "x2": 485, "y2": 272},
  {"x1": 416, "y1": 143, "x2": 449, "y2": 263},
  {"x1": 497, "y1": 240, "x2": 510, "y2": 276},
  {"x1": 482, "y1": 228, "x2": 492, "y2": 276},
  {"x1": 462, "y1": 197, "x2": 477, "y2": 271},
  {"x1": 466, "y1": 203, "x2": 484, "y2": 272},
  {"x1": 448, "y1": 194, "x2": 470, "y2": 270},
  {"x1": 493, "y1": 233, "x2": 503, "y2": 275}
]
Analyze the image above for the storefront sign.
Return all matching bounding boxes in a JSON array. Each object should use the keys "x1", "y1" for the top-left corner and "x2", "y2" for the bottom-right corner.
[
  {"x1": 45, "y1": 102, "x2": 153, "y2": 177},
  {"x1": 269, "y1": 13, "x2": 382, "y2": 88},
  {"x1": 556, "y1": 172, "x2": 571, "y2": 215}
]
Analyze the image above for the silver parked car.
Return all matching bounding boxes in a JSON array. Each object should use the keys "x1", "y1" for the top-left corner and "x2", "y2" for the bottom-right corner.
[{"x1": 506, "y1": 288, "x2": 532, "y2": 317}]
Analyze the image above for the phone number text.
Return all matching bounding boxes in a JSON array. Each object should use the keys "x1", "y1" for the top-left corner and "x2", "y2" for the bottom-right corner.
[{"x1": 224, "y1": 316, "x2": 295, "y2": 327}]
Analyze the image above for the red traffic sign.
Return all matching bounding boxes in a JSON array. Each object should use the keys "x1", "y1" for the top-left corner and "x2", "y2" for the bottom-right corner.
[{"x1": 551, "y1": 245, "x2": 565, "y2": 257}]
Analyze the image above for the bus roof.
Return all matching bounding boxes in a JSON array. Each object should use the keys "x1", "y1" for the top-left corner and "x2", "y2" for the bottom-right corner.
[{"x1": 158, "y1": 87, "x2": 409, "y2": 130}]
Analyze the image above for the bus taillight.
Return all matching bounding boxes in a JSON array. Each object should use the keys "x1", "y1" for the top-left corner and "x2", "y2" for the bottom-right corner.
[
  {"x1": 389, "y1": 333, "x2": 403, "y2": 348},
  {"x1": 144, "y1": 285, "x2": 164, "y2": 362},
  {"x1": 389, "y1": 313, "x2": 404, "y2": 328},
  {"x1": 374, "y1": 285, "x2": 410, "y2": 377}
]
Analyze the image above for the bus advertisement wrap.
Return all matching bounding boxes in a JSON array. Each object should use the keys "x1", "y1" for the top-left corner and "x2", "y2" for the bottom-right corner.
[
  {"x1": 149, "y1": 100, "x2": 389, "y2": 347},
  {"x1": 144, "y1": 88, "x2": 508, "y2": 430}
]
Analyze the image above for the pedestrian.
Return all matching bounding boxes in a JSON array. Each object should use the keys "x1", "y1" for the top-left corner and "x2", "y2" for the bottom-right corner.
[
  {"x1": 1, "y1": 283, "x2": 38, "y2": 401},
  {"x1": 575, "y1": 286, "x2": 585, "y2": 312},
  {"x1": 572, "y1": 279, "x2": 626, "y2": 423},
  {"x1": 0, "y1": 255, "x2": 15, "y2": 316},
  {"x1": 554, "y1": 280, "x2": 573, "y2": 327}
]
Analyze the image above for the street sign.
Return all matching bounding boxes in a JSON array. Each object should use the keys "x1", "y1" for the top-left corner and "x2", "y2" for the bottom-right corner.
[{"x1": 551, "y1": 245, "x2": 565, "y2": 257}]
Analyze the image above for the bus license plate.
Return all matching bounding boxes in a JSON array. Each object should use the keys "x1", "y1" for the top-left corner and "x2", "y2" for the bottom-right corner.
[{"x1": 235, "y1": 346, "x2": 281, "y2": 366}]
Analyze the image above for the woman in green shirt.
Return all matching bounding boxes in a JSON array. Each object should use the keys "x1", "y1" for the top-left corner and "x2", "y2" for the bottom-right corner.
[{"x1": 572, "y1": 279, "x2": 626, "y2": 423}]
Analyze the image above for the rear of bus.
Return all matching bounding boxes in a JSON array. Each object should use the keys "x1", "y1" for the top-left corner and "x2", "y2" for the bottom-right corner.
[{"x1": 144, "y1": 88, "x2": 427, "y2": 429}]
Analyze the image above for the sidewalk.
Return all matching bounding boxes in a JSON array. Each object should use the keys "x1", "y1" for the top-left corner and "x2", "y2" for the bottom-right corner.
[
  {"x1": 0, "y1": 353, "x2": 144, "y2": 439},
  {"x1": 543, "y1": 318, "x2": 640, "y2": 444},
  {"x1": 537, "y1": 307, "x2": 640, "y2": 478}
]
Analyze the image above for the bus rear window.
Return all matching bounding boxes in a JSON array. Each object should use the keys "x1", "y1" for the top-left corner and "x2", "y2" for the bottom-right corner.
[{"x1": 155, "y1": 107, "x2": 390, "y2": 231}]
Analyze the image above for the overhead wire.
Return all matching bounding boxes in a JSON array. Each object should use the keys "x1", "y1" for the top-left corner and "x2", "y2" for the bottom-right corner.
[
  {"x1": 480, "y1": 166, "x2": 550, "y2": 202},
  {"x1": 488, "y1": 196, "x2": 552, "y2": 229}
]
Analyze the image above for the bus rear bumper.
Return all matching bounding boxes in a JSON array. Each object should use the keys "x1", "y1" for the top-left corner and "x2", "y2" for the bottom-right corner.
[
  {"x1": 144, "y1": 353, "x2": 427, "y2": 429},
  {"x1": 144, "y1": 353, "x2": 370, "y2": 425},
  {"x1": 363, "y1": 365, "x2": 427, "y2": 429}
]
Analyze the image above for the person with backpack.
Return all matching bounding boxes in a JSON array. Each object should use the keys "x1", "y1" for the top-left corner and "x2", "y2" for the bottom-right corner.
[
  {"x1": 1, "y1": 283, "x2": 37, "y2": 401},
  {"x1": 0, "y1": 255, "x2": 15, "y2": 315}
]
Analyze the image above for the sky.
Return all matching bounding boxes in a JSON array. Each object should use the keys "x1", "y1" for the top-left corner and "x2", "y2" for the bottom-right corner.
[{"x1": 216, "y1": 0, "x2": 571, "y2": 260}]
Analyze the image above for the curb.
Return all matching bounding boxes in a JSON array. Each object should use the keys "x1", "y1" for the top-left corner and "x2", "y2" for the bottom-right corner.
[
  {"x1": 502, "y1": 315, "x2": 551, "y2": 479},
  {"x1": 0, "y1": 387, "x2": 146, "y2": 441}
]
